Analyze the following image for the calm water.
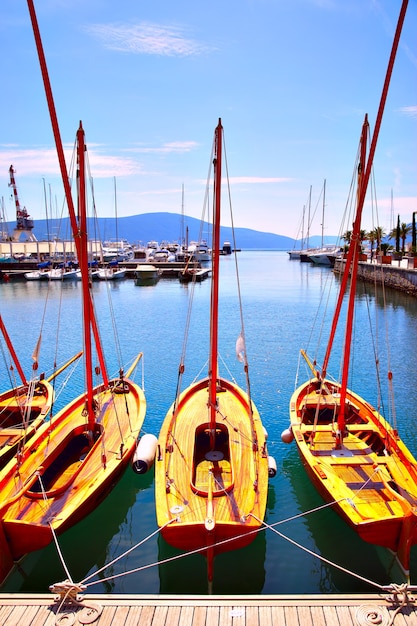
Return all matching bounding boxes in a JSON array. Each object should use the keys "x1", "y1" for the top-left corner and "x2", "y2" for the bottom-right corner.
[{"x1": 1, "y1": 250, "x2": 417, "y2": 594}]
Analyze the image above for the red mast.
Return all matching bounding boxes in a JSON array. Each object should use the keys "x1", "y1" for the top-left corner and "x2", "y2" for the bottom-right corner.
[
  {"x1": 0, "y1": 315, "x2": 27, "y2": 386},
  {"x1": 322, "y1": 0, "x2": 409, "y2": 448},
  {"x1": 334, "y1": 117, "x2": 368, "y2": 447},
  {"x1": 209, "y1": 119, "x2": 223, "y2": 440},
  {"x1": 76, "y1": 123, "x2": 95, "y2": 425},
  {"x1": 26, "y1": 0, "x2": 108, "y2": 387}
]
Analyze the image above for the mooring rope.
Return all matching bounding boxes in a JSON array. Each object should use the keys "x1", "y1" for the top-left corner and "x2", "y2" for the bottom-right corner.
[
  {"x1": 251, "y1": 512, "x2": 386, "y2": 592},
  {"x1": 36, "y1": 471, "x2": 73, "y2": 583}
]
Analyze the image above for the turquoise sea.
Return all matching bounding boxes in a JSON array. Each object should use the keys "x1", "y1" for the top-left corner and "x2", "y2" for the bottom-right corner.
[{"x1": 1, "y1": 250, "x2": 417, "y2": 595}]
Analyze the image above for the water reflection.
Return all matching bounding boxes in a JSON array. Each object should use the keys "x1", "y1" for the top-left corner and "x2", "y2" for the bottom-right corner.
[
  {"x1": 1, "y1": 468, "x2": 154, "y2": 593},
  {"x1": 158, "y1": 529, "x2": 266, "y2": 594}
]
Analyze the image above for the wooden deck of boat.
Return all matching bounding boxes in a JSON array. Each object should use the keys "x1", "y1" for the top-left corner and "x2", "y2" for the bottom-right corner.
[{"x1": 1, "y1": 593, "x2": 417, "y2": 625}]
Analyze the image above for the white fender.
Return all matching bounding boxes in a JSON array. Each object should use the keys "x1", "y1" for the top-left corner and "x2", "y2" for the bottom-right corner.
[
  {"x1": 268, "y1": 456, "x2": 277, "y2": 478},
  {"x1": 132, "y1": 433, "x2": 158, "y2": 474},
  {"x1": 280, "y1": 426, "x2": 294, "y2": 444}
]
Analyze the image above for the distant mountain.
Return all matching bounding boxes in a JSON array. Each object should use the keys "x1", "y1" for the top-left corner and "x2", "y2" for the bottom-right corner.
[{"x1": 2, "y1": 212, "x2": 338, "y2": 250}]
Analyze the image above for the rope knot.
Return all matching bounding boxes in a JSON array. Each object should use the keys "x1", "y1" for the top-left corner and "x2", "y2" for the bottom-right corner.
[
  {"x1": 386, "y1": 582, "x2": 414, "y2": 606},
  {"x1": 50, "y1": 580, "x2": 103, "y2": 625},
  {"x1": 50, "y1": 579, "x2": 86, "y2": 603}
]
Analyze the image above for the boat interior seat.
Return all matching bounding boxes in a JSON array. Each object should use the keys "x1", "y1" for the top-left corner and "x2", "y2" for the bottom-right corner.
[
  {"x1": 301, "y1": 406, "x2": 338, "y2": 425},
  {"x1": 0, "y1": 406, "x2": 42, "y2": 425},
  {"x1": 27, "y1": 431, "x2": 95, "y2": 497},
  {"x1": 0, "y1": 430, "x2": 23, "y2": 447},
  {"x1": 192, "y1": 457, "x2": 233, "y2": 495},
  {"x1": 192, "y1": 423, "x2": 233, "y2": 495}
]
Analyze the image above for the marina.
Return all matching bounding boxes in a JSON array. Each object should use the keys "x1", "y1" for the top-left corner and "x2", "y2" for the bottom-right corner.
[
  {"x1": 0, "y1": 259, "x2": 211, "y2": 281},
  {"x1": 1, "y1": 251, "x2": 417, "y2": 598},
  {"x1": 0, "y1": 1, "x2": 416, "y2": 617}
]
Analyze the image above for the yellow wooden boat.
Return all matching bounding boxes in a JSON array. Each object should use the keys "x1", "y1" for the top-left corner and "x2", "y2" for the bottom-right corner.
[
  {"x1": 288, "y1": 365, "x2": 417, "y2": 576},
  {"x1": 155, "y1": 120, "x2": 270, "y2": 581},
  {"x1": 284, "y1": 5, "x2": 417, "y2": 577}
]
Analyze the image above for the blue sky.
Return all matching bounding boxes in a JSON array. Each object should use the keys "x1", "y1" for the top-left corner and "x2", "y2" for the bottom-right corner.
[{"x1": 0, "y1": 0, "x2": 415, "y2": 239}]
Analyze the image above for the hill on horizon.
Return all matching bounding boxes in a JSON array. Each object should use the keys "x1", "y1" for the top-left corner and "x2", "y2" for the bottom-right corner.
[{"x1": 3, "y1": 212, "x2": 338, "y2": 250}]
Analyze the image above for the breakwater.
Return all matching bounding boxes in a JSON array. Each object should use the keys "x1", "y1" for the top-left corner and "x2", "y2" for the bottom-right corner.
[{"x1": 334, "y1": 257, "x2": 417, "y2": 297}]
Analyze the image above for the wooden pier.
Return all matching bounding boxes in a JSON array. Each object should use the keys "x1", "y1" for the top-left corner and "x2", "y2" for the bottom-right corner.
[
  {"x1": 0, "y1": 260, "x2": 209, "y2": 281},
  {"x1": 0, "y1": 592, "x2": 416, "y2": 625}
]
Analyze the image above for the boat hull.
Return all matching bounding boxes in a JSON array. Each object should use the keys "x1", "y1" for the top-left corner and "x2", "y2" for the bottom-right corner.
[
  {"x1": 0, "y1": 376, "x2": 146, "y2": 581},
  {"x1": 289, "y1": 376, "x2": 417, "y2": 572},
  {"x1": 155, "y1": 377, "x2": 269, "y2": 556},
  {"x1": 97, "y1": 268, "x2": 126, "y2": 280},
  {"x1": 134, "y1": 264, "x2": 160, "y2": 285}
]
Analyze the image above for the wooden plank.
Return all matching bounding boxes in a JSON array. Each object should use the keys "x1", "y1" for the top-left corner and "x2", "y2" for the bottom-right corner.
[
  {"x1": 0, "y1": 604, "x2": 27, "y2": 626},
  {"x1": 245, "y1": 605, "x2": 259, "y2": 626},
  {"x1": 322, "y1": 605, "x2": 342, "y2": 626},
  {"x1": 193, "y1": 605, "x2": 208, "y2": 626},
  {"x1": 124, "y1": 605, "x2": 143, "y2": 626},
  {"x1": 179, "y1": 605, "x2": 195, "y2": 626},
  {"x1": 283, "y1": 605, "x2": 299, "y2": 626},
  {"x1": 270, "y1": 606, "x2": 286, "y2": 625},
  {"x1": 92, "y1": 604, "x2": 116, "y2": 625},
  {"x1": 309, "y1": 605, "x2": 326, "y2": 626},
  {"x1": 15, "y1": 606, "x2": 42, "y2": 626},
  {"x1": 31, "y1": 604, "x2": 57, "y2": 626},
  {"x1": 138, "y1": 605, "x2": 155, "y2": 626},
  {"x1": 110, "y1": 604, "x2": 130, "y2": 626},
  {"x1": 206, "y1": 605, "x2": 220, "y2": 626},
  {"x1": 0, "y1": 605, "x2": 14, "y2": 623},
  {"x1": 153, "y1": 605, "x2": 168, "y2": 626},
  {"x1": 335, "y1": 605, "x2": 355, "y2": 626},
  {"x1": 297, "y1": 604, "x2": 313, "y2": 626},
  {"x1": 258, "y1": 605, "x2": 273, "y2": 626},
  {"x1": 165, "y1": 605, "x2": 182, "y2": 626},
  {"x1": 219, "y1": 604, "x2": 232, "y2": 626}
]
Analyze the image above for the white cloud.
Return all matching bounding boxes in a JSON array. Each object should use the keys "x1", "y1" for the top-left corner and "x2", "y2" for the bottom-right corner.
[
  {"x1": 399, "y1": 106, "x2": 417, "y2": 118},
  {"x1": 84, "y1": 22, "x2": 215, "y2": 57},
  {"x1": 0, "y1": 147, "x2": 143, "y2": 179},
  {"x1": 227, "y1": 176, "x2": 293, "y2": 184},
  {"x1": 125, "y1": 141, "x2": 199, "y2": 154}
]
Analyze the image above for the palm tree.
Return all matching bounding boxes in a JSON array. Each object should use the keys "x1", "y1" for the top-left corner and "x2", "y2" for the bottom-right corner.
[
  {"x1": 342, "y1": 230, "x2": 352, "y2": 252},
  {"x1": 373, "y1": 226, "x2": 386, "y2": 254},
  {"x1": 400, "y1": 222, "x2": 411, "y2": 254},
  {"x1": 359, "y1": 229, "x2": 367, "y2": 251},
  {"x1": 366, "y1": 229, "x2": 377, "y2": 260}
]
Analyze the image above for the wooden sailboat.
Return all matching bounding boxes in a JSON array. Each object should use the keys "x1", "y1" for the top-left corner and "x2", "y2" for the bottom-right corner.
[
  {"x1": 0, "y1": 2, "x2": 146, "y2": 585},
  {"x1": 0, "y1": 122, "x2": 146, "y2": 586},
  {"x1": 283, "y1": 0, "x2": 417, "y2": 578},
  {"x1": 155, "y1": 119, "x2": 270, "y2": 581}
]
